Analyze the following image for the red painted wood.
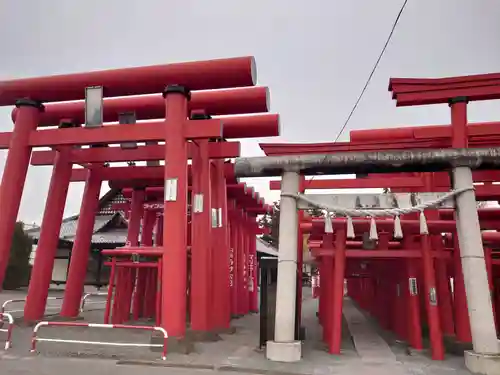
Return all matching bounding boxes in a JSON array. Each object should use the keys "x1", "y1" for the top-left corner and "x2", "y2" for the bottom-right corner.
[
  {"x1": 0, "y1": 56, "x2": 256, "y2": 105},
  {"x1": 13, "y1": 86, "x2": 270, "y2": 126},
  {"x1": 31, "y1": 142, "x2": 241, "y2": 165}
]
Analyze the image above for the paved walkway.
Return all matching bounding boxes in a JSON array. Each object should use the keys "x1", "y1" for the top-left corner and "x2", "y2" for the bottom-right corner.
[
  {"x1": 0, "y1": 288, "x2": 472, "y2": 374},
  {"x1": 343, "y1": 298, "x2": 398, "y2": 363}
]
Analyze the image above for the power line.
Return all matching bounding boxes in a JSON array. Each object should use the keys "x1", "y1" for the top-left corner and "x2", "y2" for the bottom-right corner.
[
  {"x1": 302, "y1": 0, "x2": 409, "y2": 193},
  {"x1": 333, "y1": 0, "x2": 409, "y2": 142}
]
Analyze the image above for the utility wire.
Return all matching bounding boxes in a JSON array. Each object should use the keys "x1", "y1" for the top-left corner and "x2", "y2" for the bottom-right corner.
[
  {"x1": 303, "y1": 0, "x2": 409, "y2": 191},
  {"x1": 333, "y1": 0, "x2": 409, "y2": 142}
]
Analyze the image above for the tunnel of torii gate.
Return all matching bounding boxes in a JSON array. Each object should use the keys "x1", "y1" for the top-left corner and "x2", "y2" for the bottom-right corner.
[
  {"x1": 253, "y1": 71, "x2": 500, "y2": 367},
  {"x1": 0, "y1": 56, "x2": 278, "y2": 338}
]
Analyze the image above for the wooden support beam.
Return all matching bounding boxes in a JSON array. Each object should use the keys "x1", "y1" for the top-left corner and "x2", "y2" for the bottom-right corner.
[{"x1": 31, "y1": 142, "x2": 240, "y2": 165}]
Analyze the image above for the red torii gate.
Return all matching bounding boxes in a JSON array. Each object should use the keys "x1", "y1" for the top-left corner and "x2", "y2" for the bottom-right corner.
[
  {"x1": 25, "y1": 112, "x2": 277, "y2": 326},
  {"x1": 0, "y1": 56, "x2": 280, "y2": 340}
]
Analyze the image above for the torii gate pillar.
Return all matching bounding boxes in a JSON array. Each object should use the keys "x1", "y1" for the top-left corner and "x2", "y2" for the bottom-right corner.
[
  {"x1": 450, "y1": 98, "x2": 500, "y2": 374},
  {"x1": 266, "y1": 170, "x2": 302, "y2": 362},
  {"x1": 0, "y1": 99, "x2": 43, "y2": 288}
]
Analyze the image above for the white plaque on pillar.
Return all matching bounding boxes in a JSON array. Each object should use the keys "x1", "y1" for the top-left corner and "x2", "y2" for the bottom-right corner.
[
  {"x1": 429, "y1": 287, "x2": 438, "y2": 306},
  {"x1": 165, "y1": 178, "x2": 178, "y2": 201},
  {"x1": 211, "y1": 208, "x2": 218, "y2": 228},
  {"x1": 409, "y1": 277, "x2": 418, "y2": 296},
  {"x1": 217, "y1": 208, "x2": 223, "y2": 227},
  {"x1": 85, "y1": 86, "x2": 103, "y2": 128},
  {"x1": 193, "y1": 194, "x2": 204, "y2": 213}
]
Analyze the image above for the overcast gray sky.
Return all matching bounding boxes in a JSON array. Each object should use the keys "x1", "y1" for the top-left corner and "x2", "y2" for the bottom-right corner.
[{"x1": 0, "y1": 0, "x2": 499, "y2": 224}]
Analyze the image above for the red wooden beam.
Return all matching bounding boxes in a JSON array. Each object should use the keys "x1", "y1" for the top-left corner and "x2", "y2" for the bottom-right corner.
[
  {"x1": 101, "y1": 247, "x2": 163, "y2": 257},
  {"x1": 389, "y1": 73, "x2": 500, "y2": 106},
  {"x1": 0, "y1": 56, "x2": 256, "y2": 105},
  {"x1": 31, "y1": 142, "x2": 240, "y2": 165},
  {"x1": 70, "y1": 166, "x2": 163, "y2": 182},
  {"x1": 29, "y1": 120, "x2": 222, "y2": 147},
  {"x1": 109, "y1": 179, "x2": 164, "y2": 190},
  {"x1": 260, "y1": 139, "x2": 444, "y2": 155},
  {"x1": 108, "y1": 162, "x2": 235, "y2": 189},
  {"x1": 389, "y1": 73, "x2": 500, "y2": 88},
  {"x1": 269, "y1": 173, "x2": 500, "y2": 196},
  {"x1": 12, "y1": 86, "x2": 270, "y2": 126},
  {"x1": 259, "y1": 122, "x2": 500, "y2": 156},
  {"x1": 0, "y1": 114, "x2": 278, "y2": 149},
  {"x1": 311, "y1": 249, "x2": 451, "y2": 259},
  {"x1": 269, "y1": 176, "x2": 424, "y2": 190},
  {"x1": 302, "y1": 219, "x2": 500, "y2": 233},
  {"x1": 350, "y1": 121, "x2": 500, "y2": 143}
]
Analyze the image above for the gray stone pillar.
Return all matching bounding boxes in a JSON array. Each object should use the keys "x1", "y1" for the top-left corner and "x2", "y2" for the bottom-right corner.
[{"x1": 266, "y1": 171, "x2": 302, "y2": 362}]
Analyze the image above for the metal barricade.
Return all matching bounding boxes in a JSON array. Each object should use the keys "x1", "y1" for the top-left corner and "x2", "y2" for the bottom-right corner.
[
  {"x1": 80, "y1": 292, "x2": 108, "y2": 313},
  {"x1": 30, "y1": 322, "x2": 168, "y2": 360},
  {"x1": 1, "y1": 296, "x2": 64, "y2": 315},
  {"x1": 0, "y1": 313, "x2": 14, "y2": 350}
]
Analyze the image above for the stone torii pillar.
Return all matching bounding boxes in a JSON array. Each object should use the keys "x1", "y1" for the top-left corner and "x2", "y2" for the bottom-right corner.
[
  {"x1": 450, "y1": 98, "x2": 500, "y2": 372},
  {"x1": 266, "y1": 170, "x2": 302, "y2": 362}
]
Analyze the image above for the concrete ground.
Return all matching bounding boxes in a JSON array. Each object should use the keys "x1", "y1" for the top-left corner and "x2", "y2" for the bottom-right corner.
[{"x1": 0, "y1": 287, "x2": 472, "y2": 374}]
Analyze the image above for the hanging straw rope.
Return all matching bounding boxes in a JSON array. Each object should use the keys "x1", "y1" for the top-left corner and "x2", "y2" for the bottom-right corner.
[{"x1": 283, "y1": 187, "x2": 473, "y2": 239}]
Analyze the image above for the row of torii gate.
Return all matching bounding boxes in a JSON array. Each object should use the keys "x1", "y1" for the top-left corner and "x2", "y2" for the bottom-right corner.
[{"x1": 0, "y1": 57, "x2": 499, "y2": 373}]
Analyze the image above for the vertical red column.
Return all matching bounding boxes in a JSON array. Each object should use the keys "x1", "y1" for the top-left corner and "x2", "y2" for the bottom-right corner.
[
  {"x1": 235, "y1": 210, "x2": 245, "y2": 316},
  {"x1": 248, "y1": 217, "x2": 258, "y2": 312},
  {"x1": 216, "y1": 159, "x2": 231, "y2": 328},
  {"x1": 155, "y1": 214, "x2": 164, "y2": 246},
  {"x1": 424, "y1": 171, "x2": 455, "y2": 339},
  {"x1": 329, "y1": 229, "x2": 347, "y2": 354},
  {"x1": 61, "y1": 169, "x2": 102, "y2": 317},
  {"x1": 432, "y1": 235, "x2": 455, "y2": 337},
  {"x1": 104, "y1": 257, "x2": 116, "y2": 324},
  {"x1": 320, "y1": 234, "x2": 333, "y2": 342},
  {"x1": 0, "y1": 99, "x2": 43, "y2": 288},
  {"x1": 405, "y1": 250, "x2": 423, "y2": 349},
  {"x1": 190, "y1": 138, "x2": 212, "y2": 331},
  {"x1": 420, "y1": 234, "x2": 444, "y2": 360},
  {"x1": 212, "y1": 160, "x2": 231, "y2": 329},
  {"x1": 241, "y1": 212, "x2": 250, "y2": 315},
  {"x1": 140, "y1": 209, "x2": 156, "y2": 320},
  {"x1": 228, "y1": 201, "x2": 238, "y2": 316},
  {"x1": 24, "y1": 147, "x2": 72, "y2": 321},
  {"x1": 142, "y1": 209, "x2": 156, "y2": 247},
  {"x1": 127, "y1": 189, "x2": 145, "y2": 246},
  {"x1": 240, "y1": 211, "x2": 250, "y2": 315},
  {"x1": 318, "y1": 258, "x2": 325, "y2": 325},
  {"x1": 161, "y1": 85, "x2": 190, "y2": 337},
  {"x1": 128, "y1": 189, "x2": 145, "y2": 321}
]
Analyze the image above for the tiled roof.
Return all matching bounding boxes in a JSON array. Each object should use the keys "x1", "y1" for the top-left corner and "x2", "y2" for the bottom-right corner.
[
  {"x1": 28, "y1": 214, "x2": 120, "y2": 240},
  {"x1": 27, "y1": 189, "x2": 130, "y2": 245},
  {"x1": 256, "y1": 237, "x2": 278, "y2": 256}
]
